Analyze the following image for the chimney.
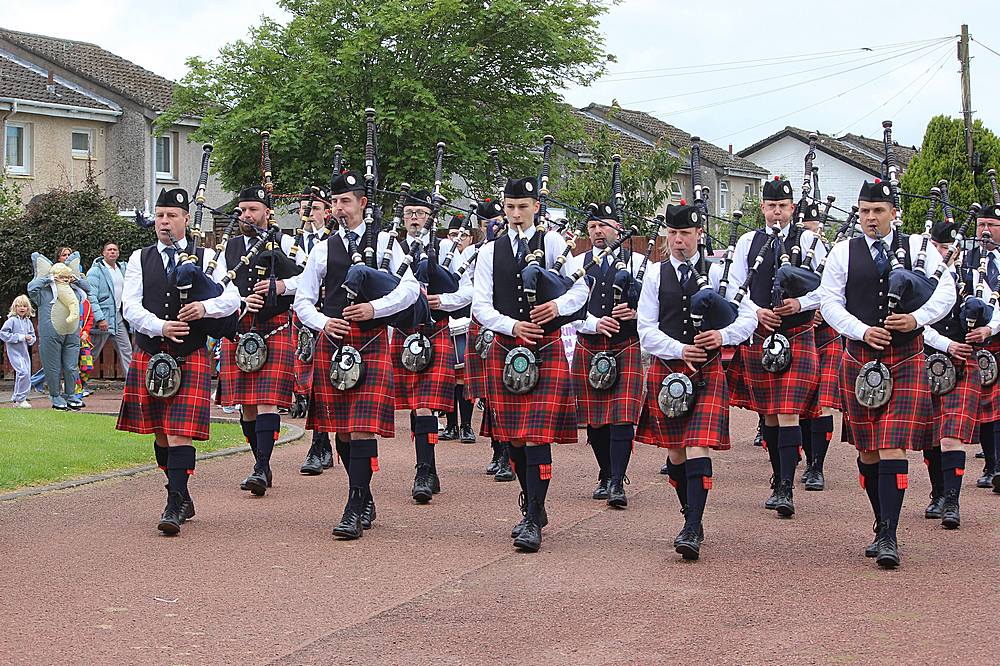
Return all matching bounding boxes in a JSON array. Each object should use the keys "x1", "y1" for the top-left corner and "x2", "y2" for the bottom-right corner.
[
  {"x1": 728, "y1": 144, "x2": 733, "y2": 154},
  {"x1": 46, "y1": 70, "x2": 55, "y2": 94}
]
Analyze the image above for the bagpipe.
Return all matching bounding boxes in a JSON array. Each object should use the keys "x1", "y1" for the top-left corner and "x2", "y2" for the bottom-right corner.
[
  {"x1": 771, "y1": 134, "x2": 822, "y2": 312},
  {"x1": 414, "y1": 142, "x2": 463, "y2": 305}
]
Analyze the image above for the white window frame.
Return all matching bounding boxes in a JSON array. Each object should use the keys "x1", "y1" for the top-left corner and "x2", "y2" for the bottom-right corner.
[
  {"x1": 71, "y1": 128, "x2": 94, "y2": 159},
  {"x1": 4, "y1": 121, "x2": 31, "y2": 176},
  {"x1": 718, "y1": 180, "x2": 730, "y2": 213},
  {"x1": 669, "y1": 180, "x2": 682, "y2": 202},
  {"x1": 155, "y1": 134, "x2": 175, "y2": 181}
]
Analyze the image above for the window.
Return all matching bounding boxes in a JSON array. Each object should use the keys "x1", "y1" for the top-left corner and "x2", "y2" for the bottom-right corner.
[
  {"x1": 71, "y1": 129, "x2": 93, "y2": 158},
  {"x1": 4, "y1": 122, "x2": 30, "y2": 175},
  {"x1": 719, "y1": 180, "x2": 729, "y2": 213},
  {"x1": 155, "y1": 134, "x2": 174, "y2": 180},
  {"x1": 669, "y1": 180, "x2": 682, "y2": 202},
  {"x1": 744, "y1": 183, "x2": 753, "y2": 199}
]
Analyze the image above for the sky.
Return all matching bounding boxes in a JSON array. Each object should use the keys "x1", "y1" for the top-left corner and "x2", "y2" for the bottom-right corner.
[{"x1": 3, "y1": 0, "x2": 999, "y2": 152}]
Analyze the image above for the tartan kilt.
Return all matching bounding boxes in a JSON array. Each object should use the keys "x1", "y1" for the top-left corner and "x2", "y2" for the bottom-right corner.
[
  {"x1": 929, "y1": 352, "x2": 980, "y2": 445},
  {"x1": 840, "y1": 336, "x2": 931, "y2": 452},
  {"x1": 744, "y1": 323, "x2": 820, "y2": 416},
  {"x1": 479, "y1": 399, "x2": 493, "y2": 438},
  {"x1": 483, "y1": 331, "x2": 578, "y2": 444},
  {"x1": 464, "y1": 320, "x2": 487, "y2": 399},
  {"x1": 814, "y1": 323, "x2": 844, "y2": 411},
  {"x1": 292, "y1": 314, "x2": 315, "y2": 396},
  {"x1": 217, "y1": 312, "x2": 294, "y2": 408},
  {"x1": 977, "y1": 337, "x2": 1000, "y2": 423},
  {"x1": 308, "y1": 325, "x2": 395, "y2": 437},
  {"x1": 571, "y1": 334, "x2": 644, "y2": 426},
  {"x1": 635, "y1": 355, "x2": 730, "y2": 450},
  {"x1": 390, "y1": 320, "x2": 455, "y2": 412},
  {"x1": 117, "y1": 346, "x2": 212, "y2": 441},
  {"x1": 726, "y1": 344, "x2": 752, "y2": 410}
]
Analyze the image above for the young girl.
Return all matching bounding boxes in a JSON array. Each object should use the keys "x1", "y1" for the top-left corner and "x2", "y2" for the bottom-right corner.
[{"x1": 1, "y1": 295, "x2": 37, "y2": 407}]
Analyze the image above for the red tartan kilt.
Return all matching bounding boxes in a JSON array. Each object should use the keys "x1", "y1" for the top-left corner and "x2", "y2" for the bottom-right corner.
[
  {"x1": 635, "y1": 355, "x2": 730, "y2": 450},
  {"x1": 726, "y1": 344, "x2": 752, "y2": 410},
  {"x1": 482, "y1": 331, "x2": 578, "y2": 444},
  {"x1": 571, "y1": 335, "x2": 644, "y2": 426},
  {"x1": 308, "y1": 326, "x2": 395, "y2": 437},
  {"x1": 117, "y1": 346, "x2": 212, "y2": 440},
  {"x1": 479, "y1": 399, "x2": 492, "y2": 438},
  {"x1": 930, "y1": 353, "x2": 980, "y2": 445},
  {"x1": 464, "y1": 320, "x2": 487, "y2": 399},
  {"x1": 390, "y1": 320, "x2": 456, "y2": 412},
  {"x1": 977, "y1": 337, "x2": 1000, "y2": 423},
  {"x1": 815, "y1": 326, "x2": 844, "y2": 411},
  {"x1": 840, "y1": 336, "x2": 931, "y2": 452},
  {"x1": 744, "y1": 323, "x2": 819, "y2": 416},
  {"x1": 292, "y1": 313, "x2": 314, "y2": 395},
  {"x1": 218, "y1": 313, "x2": 295, "y2": 408}
]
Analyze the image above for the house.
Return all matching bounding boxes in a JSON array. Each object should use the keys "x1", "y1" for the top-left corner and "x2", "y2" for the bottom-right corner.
[
  {"x1": 0, "y1": 27, "x2": 228, "y2": 212},
  {"x1": 573, "y1": 103, "x2": 769, "y2": 216},
  {"x1": 737, "y1": 126, "x2": 918, "y2": 213}
]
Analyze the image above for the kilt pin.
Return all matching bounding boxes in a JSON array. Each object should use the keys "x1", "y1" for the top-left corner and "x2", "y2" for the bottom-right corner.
[{"x1": 117, "y1": 345, "x2": 213, "y2": 441}]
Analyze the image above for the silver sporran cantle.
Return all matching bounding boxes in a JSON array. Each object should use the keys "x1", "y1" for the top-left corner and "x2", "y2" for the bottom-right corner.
[
  {"x1": 587, "y1": 351, "x2": 619, "y2": 390},
  {"x1": 236, "y1": 332, "x2": 268, "y2": 372},
  {"x1": 475, "y1": 328, "x2": 495, "y2": 359},
  {"x1": 976, "y1": 349, "x2": 999, "y2": 387},
  {"x1": 761, "y1": 333, "x2": 792, "y2": 373},
  {"x1": 658, "y1": 372, "x2": 694, "y2": 418},
  {"x1": 145, "y1": 352, "x2": 181, "y2": 399},
  {"x1": 502, "y1": 346, "x2": 539, "y2": 394},
  {"x1": 855, "y1": 359, "x2": 892, "y2": 408},
  {"x1": 330, "y1": 345, "x2": 365, "y2": 391},
  {"x1": 401, "y1": 332, "x2": 434, "y2": 372},
  {"x1": 925, "y1": 352, "x2": 957, "y2": 396},
  {"x1": 296, "y1": 326, "x2": 315, "y2": 363}
]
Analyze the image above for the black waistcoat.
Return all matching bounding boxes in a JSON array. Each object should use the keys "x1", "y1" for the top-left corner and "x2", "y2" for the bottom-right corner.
[
  {"x1": 225, "y1": 235, "x2": 256, "y2": 298},
  {"x1": 492, "y1": 231, "x2": 578, "y2": 335},
  {"x1": 136, "y1": 245, "x2": 208, "y2": 356},
  {"x1": 321, "y1": 231, "x2": 374, "y2": 319},
  {"x1": 845, "y1": 233, "x2": 923, "y2": 345},
  {"x1": 657, "y1": 259, "x2": 702, "y2": 345},
  {"x1": 747, "y1": 228, "x2": 813, "y2": 330},
  {"x1": 581, "y1": 248, "x2": 637, "y2": 344},
  {"x1": 929, "y1": 278, "x2": 964, "y2": 344}
]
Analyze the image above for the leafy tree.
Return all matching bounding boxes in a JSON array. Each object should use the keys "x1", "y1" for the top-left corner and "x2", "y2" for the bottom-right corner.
[
  {"x1": 159, "y1": 0, "x2": 615, "y2": 206},
  {"x1": 0, "y1": 178, "x2": 23, "y2": 222},
  {"x1": 900, "y1": 115, "x2": 1000, "y2": 230}
]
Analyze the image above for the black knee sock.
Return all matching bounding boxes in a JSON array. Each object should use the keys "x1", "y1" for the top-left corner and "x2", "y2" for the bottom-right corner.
[
  {"x1": 684, "y1": 457, "x2": 712, "y2": 525},
  {"x1": 940, "y1": 450, "x2": 966, "y2": 497},
  {"x1": 166, "y1": 445, "x2": 196, "y2": 500},
  {"x1": 762, "y1": 424, "x2": 780, "y2": 480},
  {"x1": 414, "y1": 415, "x2": 438, "y2": 469},
  {"x1": 347, "y1": 439, "x2": 378, "y2": 509},
  {"x1": 335, "y1": 436, "x2": 351, "y2": 468},
  {"x1": 240, "y1": 419, "x2": 258, "y2": 462},
  {"x1": 491, "y1": 439, "x2": 502, "y2": 456},
  {"x1": 609, "y1": 424, "x2": 633, "y2": 481},
  {"x1": 458, "y1": 388, "x2": 474, "y2": 428},
  {"x1": 877, "y1": 459, "x2": 908, "y2": 534},
  {"x1": 314, "y1": 431, "x2": 331, "y2": 452},
  {"x1": 587, "y1": 425, "x2": 611, "y2": 477},
  {"x1": 666, "y1": 460, "x2": 688, "y2": 508},
  {"x1": 445, "y1": 386, "x2": 459, "y2": 429},
  {"x1": 982, "y1": 421, "x2": 996, "y2": 472},
  {"x1": 800, "y1": 419, "x2": 813, "y2": 465},
  {"x1": 811, "y1": 415, "x2": 834, "y2": 468},
  {"x1": 254, "y1": 413, "x2": 280, "y2": 472},
  {"x1": 858, "y1": 457, "x2": 880, "y2": 522},
  {"x1": 508, "y1": 444, "x2": 528, "y2": 494},
  {"x1": 923, "y1": 447, "x2": 943, "y2": 499},
  {"x1": 153, "y1": 442, "x2": 169, "y2": 478},
  {"x1": 524, "y1": 444, "x2": 552, "y2": 518},
  {"x1": 777, "y1": 425, "x2": 801, "y2": 484}
]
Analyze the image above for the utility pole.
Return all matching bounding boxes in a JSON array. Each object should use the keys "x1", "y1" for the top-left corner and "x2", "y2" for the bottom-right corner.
[{"x1": 959, "y1": 24, "x2": 975, "y2": 169}]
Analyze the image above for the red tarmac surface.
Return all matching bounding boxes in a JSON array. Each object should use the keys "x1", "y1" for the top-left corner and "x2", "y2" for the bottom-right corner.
[{"x1": 2, "y1": 395, "x2": 1000, "y2": 664}]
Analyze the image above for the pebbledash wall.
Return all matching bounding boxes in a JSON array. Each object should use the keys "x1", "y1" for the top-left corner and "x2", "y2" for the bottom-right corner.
[{"x1": 4, "y1": 114, "x2": 109, "y2": 197}]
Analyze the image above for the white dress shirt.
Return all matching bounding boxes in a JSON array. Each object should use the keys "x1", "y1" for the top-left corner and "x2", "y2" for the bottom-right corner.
[
  {"x1": 122, "y1": 238, "x2": 241, "y2": 338},
  {"x1": 568, "y1": 246, "x2": 649, "y2": 335},
  {"x1": 818, "y1": 230, "x2": 955, "y2": 342},
  {"x1": 726, "y1": 223, "x2": 827, "y2": 310},
  {"x1": 400, "y1": 232, "x2": 474, "y2": 312},
  {"x1": 923, "y1": 259, "x2": 1000, "y2": 352},
  {"x1": 637, "y1": 252, "x2": 758, "y2": 361},
  {"x1": 296, "y1": 227, "x2": 330, "y2": 267},
  {"x1": 471, "y1": 226, "x2": 589, "y2": 337},
  {"x1": 292, "y1": 222, "x2": 420, "y2": 333}
]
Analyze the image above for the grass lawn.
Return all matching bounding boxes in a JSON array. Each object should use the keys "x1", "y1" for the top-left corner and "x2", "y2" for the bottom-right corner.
[{"x1": 0, "y1": 411, "x2": 247, "y2": 491}]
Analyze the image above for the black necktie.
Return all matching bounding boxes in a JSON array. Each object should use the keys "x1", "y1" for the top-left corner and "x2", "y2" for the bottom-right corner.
[
  {"x1": 346, "y1": 231, "x2": 359, "y2": 257},
  {"x1": 678, "y1": 263, "x2": 691, "y2": 285},
  {"x1": 306, "y1": 233, "x2": 315, "y2": 254},
  {"x1": 515, "y1": 237, "x2": 528, "y2": 265},
  {"x1": 874, "y1": 241, "x2": 889, "y2": 274},
  {"x1": 164, "y1": 247, "x2": 176, "y2": 272},
  {"x1": 988, "y1": 254, "x2": 999, "y2": 289}
]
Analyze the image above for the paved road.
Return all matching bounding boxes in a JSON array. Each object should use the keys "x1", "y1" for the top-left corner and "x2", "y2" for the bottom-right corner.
[{"x1": 2, "y1": 407, "x2": 999, "y2": 665}]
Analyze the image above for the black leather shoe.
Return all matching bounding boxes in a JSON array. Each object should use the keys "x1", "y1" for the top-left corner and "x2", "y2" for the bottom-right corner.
[
  {"x1": 924, "y1": 493, "x2": 944, "y2": 519},
  {"x1": 993, "y1": 473, "x2": 1000, "y2": 494},
  {"x1": 976, "y1": 466, "x2": 996, "y2": 488},
  {"x1": 431, "y1": 472, "x2": 441, "y2": 494},
  {"x1": 320, "y1": 441, "x2": 334, "y2": 469},
  {"x1": 940, "y1": 491, "x2": 961, "y2": 529},
  {"x1": 764, "y1": 476, "x2": 779, "y2": 510},
  {"x1": 674, "y1": 523, "x2": 703, "y2": 560},
  {"x1": 513, "y1": 518, "x2": 542, "y2": 552},
  {"x1": 864, "y1": 521, "x2": 881, "y2": 558},
  {"x1": 753, "y1": 427, "x2": 763, "y2": 447},
  {"x1": 439, "y1": 425, "x2": 459, "y2": 441},
  {"x1": 660, "y1": 459, "x2": 671, "y2": 475},
  {"x1": 592, "y1": 475, "x2": 610, "y2": 500},
  {"x1": 459, "y1": 425, "x2": 476, "y2": 443},
  {"x1": 875, "y1": 526, "x2": 900, "y2": 569},
  {"x1": 157, "y1": 491, "x2": 184, "y2": 535},
  {"x1": 804, "y1": 464, "x2": 825, "y2": 491},
  {"x1": 179, "y1": 497, "x2": 195, "y2": 523},
  {"x1": 332, "y1": 510, "x2": 363, "y2": 539},
  {"x1": 607, "y1": 476, "x2": 629, "y2": 508},
  {"x1": 240, "y1": 463, "x2": 270, "y2": 491},
  {"x1": 300, "y1": 442, "x2": 324, "y2": 475},
  {"x1": 511, "y1": 494, "x2": 548, "y2": 538},
  {"x1": 774, "y1": 480, "x2": 795, "y2": 518},
  {"x1": 245, "y1": 469, "x2": 269, "y2": 496},
  {"x1": 412, "y1": 464, "x2": 434, "y2": 503},
  {"x1": 361, "y1": 493, "x2": 376, "y2": 530},
  {"x1": 494, "y1": 453, "x2": 515, "y2": 482},
  {"x1": 486, "y1": 447, "x2": 503, "y2": 475}
]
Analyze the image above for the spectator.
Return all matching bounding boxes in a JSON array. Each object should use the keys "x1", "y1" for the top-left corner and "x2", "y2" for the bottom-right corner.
[
  {"x1": 29, "y1": 246, "x2": 74, "y2": 393},
  {"x1": 86, "y1": 241, "x2": 132, "y2": 379},
  {"x1": 1, "y1": 295, "x2": 36, "y2": 407},
  {"x1": 75, "y1": 294, "x2": 95, "y2": 398}
]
